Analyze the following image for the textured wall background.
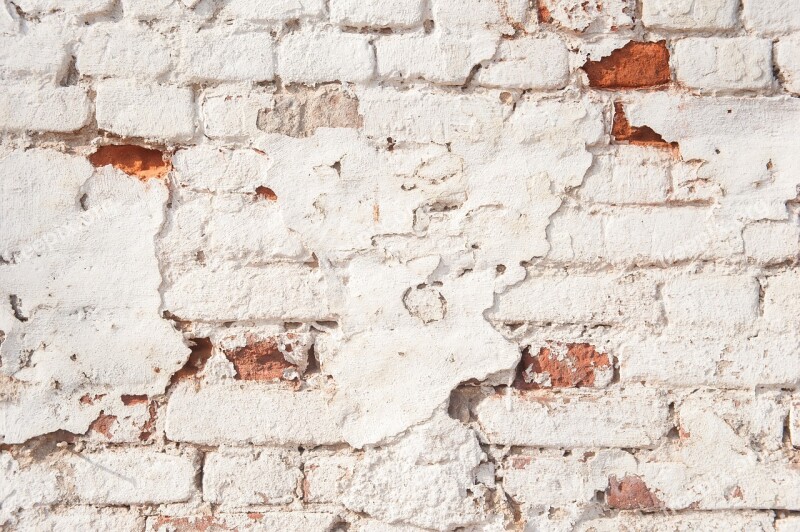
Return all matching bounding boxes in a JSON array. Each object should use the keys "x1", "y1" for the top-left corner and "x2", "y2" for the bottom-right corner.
[{"x1": 1, "y1": 0, "x2": 800, "y2": 530}]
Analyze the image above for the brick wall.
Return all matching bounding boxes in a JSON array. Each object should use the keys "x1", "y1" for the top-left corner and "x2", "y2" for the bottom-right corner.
[{"x1": 1, "y1": 0, "x2": 799, "y2": 530}]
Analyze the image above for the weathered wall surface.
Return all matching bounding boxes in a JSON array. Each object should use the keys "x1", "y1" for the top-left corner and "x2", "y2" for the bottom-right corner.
[{"x1": 1, "y1": 0, "x2": 799, "y2": 530}]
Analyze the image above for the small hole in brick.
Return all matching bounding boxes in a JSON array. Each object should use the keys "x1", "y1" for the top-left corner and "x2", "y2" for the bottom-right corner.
[{"x1": 255, "y1": 186, "x2": 278, "y2": 201}]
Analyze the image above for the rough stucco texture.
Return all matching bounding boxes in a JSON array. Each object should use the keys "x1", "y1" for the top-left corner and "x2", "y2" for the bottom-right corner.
[{"x1": 1, "y1": 0, "x2": 800, "y2": 531}]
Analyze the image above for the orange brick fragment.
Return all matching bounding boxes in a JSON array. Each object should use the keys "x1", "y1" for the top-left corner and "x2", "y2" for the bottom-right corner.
[
  {"x1": 225, "y1": 338, "x2": 294, "y2": 381},
  {"x1": 88, "y1": 145, "x2": 171, "y2": 180},
  {"x1": 515, "y1": 342, "x2": 611, "y2": 390},
  {"x1": 583, "y1": 41, "x2": 670, "y2": 88},
  {"x1": 607, "y1": 475, "x2": 663, "y2": 511}
]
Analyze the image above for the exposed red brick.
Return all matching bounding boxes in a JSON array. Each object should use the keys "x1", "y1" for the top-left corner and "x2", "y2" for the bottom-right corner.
[
  {"x1": 224, "y1": 337, "x2": 294, "y2": 381},
  {"x1": 537, "y1": 0, "x2": 552, "y2": 22},
  {"x1": 612, "y1": 102, "x2": 678, "y2": 150},
  {"x1": 607, "y1": 475, "x2": 663, "y2": 511},
  {"x1": 88, "y1": 412, "x2": 116, "y2": 439},
  {"x1": 583, "y1": 41, "x2": 670, "y2": 88},
  {"x1": 121, "y1": 394, "x2": 148, "y2": 406},
  {"x1": 88, "y1": 145, "x2": 171, "y2": 181},
  {"x1": 169, "y1": 337, "x2": 213, "y2": 385},
  {"x1": 514, "y1": 342, "x2": 611, "y2": 390},
  {"x1": 255, "y1": 186, "x2": 277, "y2": 201}
]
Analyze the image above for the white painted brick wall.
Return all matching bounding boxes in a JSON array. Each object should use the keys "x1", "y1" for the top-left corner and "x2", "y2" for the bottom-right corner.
[{"x1": 2, "y1": 1, "x2": 799, "y2": 530}]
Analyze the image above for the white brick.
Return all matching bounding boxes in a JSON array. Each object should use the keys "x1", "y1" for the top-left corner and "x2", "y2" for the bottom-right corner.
[
  {"x1": 577, "y1": 512, "x2": 775, "y2": 532},
  {"x1": 0, "y1": 84, "x2": 91, "y2": 133},
  {"x1": 578, "y1": 146, "x2": 671, "y2": 204},
  {"x1": 542, "y1": 0, "x2": 634, "y2": 33},
  {"x1": 14, "y1": 507, "x2": 143, "y2": 532},
  {"x1": 642, "y1": 0, "x2": 739, "y2": 30},
  {"x1": 165, "y1": 382, "x2": 346, "y2": 446},
  {"x1": 0, "y1": 452, "x2": 60, "y2": 525},
  {"x1": 743, "y1": 0, "x2": 800, "y2": 34},
  {"x1": 179, "y1": 29, "x2": 274, "y2": 83},
  {"x1": 358, "y1": 87, "x2": 504, "y2": 144},
  {"x1": 66, "y1": 449, "x2": 197, "y2": 504},
  {"x1": 172, "y1": 146, "x2": 269, "y2": 192},
  {"x1": 474, "y1": 387, "x2": 670, "y2": 447},
  {"x1": 203, "y1": 449, "x2": 301, "y2": 506},
  {"x1": 304, "y1": 454, "x2": 357, "y2": 503},
  {"x1": 791, "y1": 399, "x2": 800, "y2": 448},
  {"x1": 278, "y1": 29, "x2": 374, "y2": 84},
  {"x1": 621, "y1": 334, "x2": 800, "y2": 388},
  {"x1": 0, "y1": 20, "x2": 69, "y2": 81},
  {"x1": 331, "y1": 0, "x2": 424, "y2": 28},
  {"x1": 161, "y1": 263, "x2": 335, "y2": 321},
  {"x1": 777, "y1": 34, "x2": 800, "y2": 95},
  {"x1": 673, "y1": 38, "x2": 773, "y2": 92},
  {"x1": 505, "y1": 95, "x2": 605, "y2": 146},
  {"x1": 763, "y1": 270, "x2": 800, "y2": 332},
  {"x1": 475, "y1": 35, "x2": 569, "y2": 90},
  {"x1": 548, "y1": 208, "x2": 742, "y2": 265},
  {"x1": 662, "y1": 275, "x2": 759, "y2": 329},
  {"x1": 96, "y1": 80, "x2": 196, "y2": 141},
  {"x1": 219, "y1": 0, "x2": 326, "y2": 22},
  {"x1": 744, "y1": 221, "x2": 799, "y2": 262},
  {"x1": 376, "y1": 30, "x2": 496, "y2": 85},
  {"x1": 77, "y1": 22, "x2": 173, "y2": 80},
  {"x1": 200, "y1": 88, "x2": 273, "y2": 140},
  {"x1": 490, "y1": 274, "x2": 659, "y2": 325},
  {"x1": 432, "y1": 0, "x2": 531, "y2": 33}
]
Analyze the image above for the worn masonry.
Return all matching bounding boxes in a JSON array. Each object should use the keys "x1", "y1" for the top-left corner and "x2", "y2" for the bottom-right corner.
[{"x1": 1, "y1": 0, "x2": 800, "y2": 531}]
